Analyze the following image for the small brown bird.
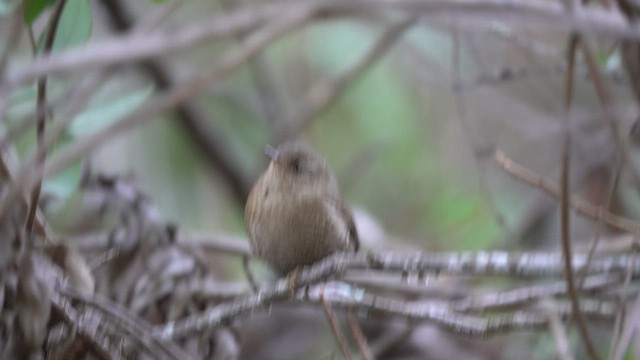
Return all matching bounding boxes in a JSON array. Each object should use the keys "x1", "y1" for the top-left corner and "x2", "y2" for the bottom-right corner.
[{"x1": 245, "y1": 142, "x2": 359, "y2": 275}]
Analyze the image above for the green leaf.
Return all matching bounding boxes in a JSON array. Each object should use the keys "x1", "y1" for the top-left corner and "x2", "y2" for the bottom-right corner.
[
  {"x1": 69, "y1": 86, "x2": 154, "y2": 137},
  {"x1": 23, "y1": 0, "x2": 54, "y2": 25},
  {"x1": 52, "y1": 0, "x2": 92, "y2": 51}
]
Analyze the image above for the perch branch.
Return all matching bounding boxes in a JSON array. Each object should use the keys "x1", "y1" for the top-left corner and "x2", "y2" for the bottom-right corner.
[{"x1": 153, "y1": 251, "x2": 638, "y2": 340}]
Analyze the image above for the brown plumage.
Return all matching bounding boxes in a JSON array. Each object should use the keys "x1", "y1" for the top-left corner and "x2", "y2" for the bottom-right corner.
[{"x1": 244, "y1": 142, "x2": 359, "y2": 275}]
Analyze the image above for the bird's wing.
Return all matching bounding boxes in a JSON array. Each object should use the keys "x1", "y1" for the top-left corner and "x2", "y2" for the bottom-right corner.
[{"x1": 334, "y1": 200, "x2": 359, "y2": 252}]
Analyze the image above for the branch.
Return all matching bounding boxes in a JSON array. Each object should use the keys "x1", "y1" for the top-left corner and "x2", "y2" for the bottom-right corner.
[
  {"x1": 561, "y1": 34, "x2": 600, "y2": 360},
  {"x1": 99, "y1": 0, "x2": 252, "y2": 204},
  {"x1": 365, "y1": 251, "x2": 640, "y2": 277},
  {"x1": 274, "y1": 16, "x2": 416, "y2": 142},
  {"x1": 321, "y1": 291, "x2": 354, "y2": 360},
  {"x1": 50, "y1": 292, "x2": 124, "y2": 359},
  {"x1": 495, "y1": 149, "x2": 640, "y2": 234},
  {"x1": 451, "y1": 273, "x2": 622, "y2": 312},
  {"x1": 219, "y1": 0, "x2": 289, "y2": 126},
  {"x1": 301, "y1": 284, "x2": 617, "y2": 337},
  {"x1": 580, "y1": 38, "x2": 640, "y2": 191},
  {"x1": 347, "y1": 309, "x2": 374, "y2": 360},
  {"x1": 25, "y1": 0, "x2": 68, "y2": 236},
  {"x1": 0, "y1": 7, "x2": 315, "y2": 224},
  {"x1": 4, "y1": 0, "x2": 640, "y2": 88},
  {"x1": 540, "y1": 300, "x2": 575, "y2": 360},
  {"x1": 58, "y1": 287, "x2": 193, "y2": 360},
  {"x1": 153, "y1": 250, "x2": 639, "y2": 340},
  {"x1": 3, "y1": 1, "x2": 280, "y2": 87}
]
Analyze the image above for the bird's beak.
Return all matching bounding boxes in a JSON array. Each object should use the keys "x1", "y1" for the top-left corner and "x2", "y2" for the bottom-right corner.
[{"x1": 264, "y1": 144, "x2": 279, "y2": 162}]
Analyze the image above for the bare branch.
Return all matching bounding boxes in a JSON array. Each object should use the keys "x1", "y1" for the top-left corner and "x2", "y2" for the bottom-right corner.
[
  {"x1": 561, "y1": 32, "x2": 601, "y2": 360},
  {"x1": 610, "y1": 293, "x2": 640, "y2": 360},
  {"x1": 99, "y1": 0, "x2": 252, "y2": 203},
  {"x1": 321, "y1": 289, "x2": 354, "y2": 360},
  {"x1": 3, "y1": 2, "x2": 279, "y2": 87},
  {"x1": 58, "y1": 287, "x2": 194, "y2": 360},
  {"x1": 451, "y1": 273, "x2": 622, "y2": 312},
  {"x1": 25, "y1": 0, "x2": 68, "y2": 237},
  {"x1": 51, "y1": 291, "x2": 125, "y2": 359},
  {"x1": 4, "y1": 0, "x2": 640, "y2": 88},
  {"x1": 0, "y1": 7, "x2": 315, "y2": 224},
  {"x1": 153, "y1": 250, "x2": 639, "y2": 340},
  {"x1": 495, "y1": 150, "x2": 640, "y2": 234},
  {"x1": 580, "y1": 38, "x2": 640, "y2": 192},
  {"x1": 540, "y1": 300, "x2": 575, "y2": 360},
  {"x1": 274, "y1": 16, "x2": 416, "y2": 142},
  {"x1": 347, "y1": 309, "x2": 374, "y2": 360}
]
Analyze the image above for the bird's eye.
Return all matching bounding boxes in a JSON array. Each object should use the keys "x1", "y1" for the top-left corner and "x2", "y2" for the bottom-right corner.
[{"x1": 290, "y1": 158, "x2": 301, "y2": 174}]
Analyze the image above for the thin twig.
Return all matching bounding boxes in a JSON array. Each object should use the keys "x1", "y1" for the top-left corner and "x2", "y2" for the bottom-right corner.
[
  {"x1": 0, "y1": 6, "x2": 316, "y2": 224},
  {"x1": 0, "y1": 68, "x2": 104, "y2": 153},
  {"x1": 560, "y1": 33, "x2": 601, "y2": 360},
  {"x1": 321, "y1": 287, "x2": 354, "y2": 360},
  {"x1": 59, "y1": 287, "x2": 193, "y2": 360},
  {"x1": 5, "y1": 0, "x2": 640, "y2": 88},
  {"x1": 610, "y1": 292, "x2": 640, "y2": 360},
  {"x1": 0, "y1": 154, "x2": 48, "y2": 236},
  {"x1": 617, "y1": 0, "x2": 640, "y2": 106},
  {"x1": 0, "y1": 75, "x2": 105, "y2": 241},
  {"x1": 495, "y1": 150, "x2": 640, "y2": 234},
  {"x1": 99, "y1": 0, "x2": 251, "y2": 204},
  {"x1": 50, "y1": 292, "x2": 123, "y2": 359},
  {"x1": 71, "y1": 230, "x2": 251, "y2": 256},
  {"x1": 579, "y1": 39, "x2": 640, "y2": 190},
  {"x1": 220, "y1": 0, "x2": 289, "y2": 126},
  {"x1": 578, "y1": 154, "x2": 622, "y2": 288},
  {"x1": 3, "y1": 1, "x2": 282, "y2": 87},
  {"x1": 610, "y1": 250, "x2": 636, "y2": 358},
  {"x1": 451, "y1": 21, "x2": 505, "y2": 227},
  {"x1": 274, "y1": 16, "x2": 416, "y2": 142},
  {"x1": 25, "y1": 0, "x2": 68, "y2": 236},
  {"x1": 451, "y1": 273, "x2": 621, "y2": 312},
  {"x1": 540, "y1": 300, "x2": 575, "y2": 360},
  {"x1": 347, "y1": 309, "x2": 374, "y2": 360}
]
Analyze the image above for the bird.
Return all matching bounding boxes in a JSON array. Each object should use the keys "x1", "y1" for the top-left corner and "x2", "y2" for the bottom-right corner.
[{"x1": 245, "y1": 142, "x2": 359, "y2": 275}]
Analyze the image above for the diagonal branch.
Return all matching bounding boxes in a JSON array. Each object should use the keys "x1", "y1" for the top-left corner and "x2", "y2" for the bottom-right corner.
[
  {"x1": 495, "y1": 150, "x2": 640, "y2": 234},
  {"x1": 561, "y1": 33, "x2": 600, "y2": 360},
  {"x1": 99, "y1": 0, "x2": 251, "y2": 204},
  {"x1": 25, "y1": 0, "x2": 68, "y2": 237},
  {"x1": 274, "y1": 16, "x2": 416, "y2": 142},
  {"x1": 4, "y1": 0, "x2": 640, "y2": 88},
  {"x1": 0, "y1": 6, "x2": 316, "y2": 224}
]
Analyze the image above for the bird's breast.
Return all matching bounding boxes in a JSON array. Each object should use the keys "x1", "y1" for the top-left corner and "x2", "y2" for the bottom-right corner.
[{"x1": 248, "y1": 193, "x2": 351, "y2": 274}]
